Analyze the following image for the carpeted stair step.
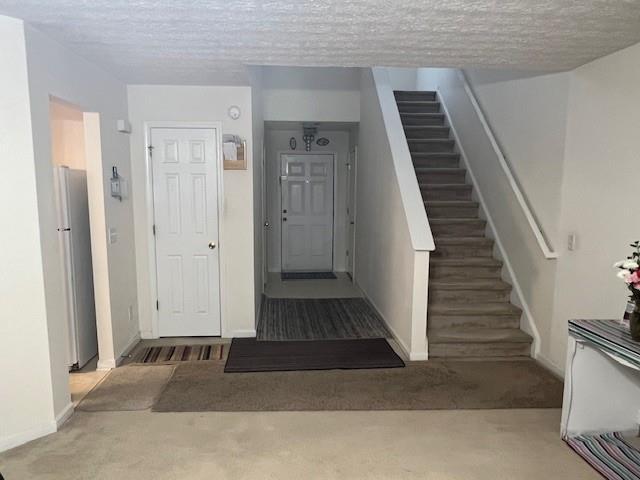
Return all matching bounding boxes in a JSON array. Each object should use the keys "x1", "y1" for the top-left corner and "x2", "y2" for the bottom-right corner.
[
  {"x1": 428, "y1": 311, "x2": 521, "y2": 330},
  {"x1": 429, "y1": 279, "x2": 512, "y2": 303},
  {"x1": 394, "y1": 90, "x2": 437, "y2": 101},
  {"x1": 421, "y1": 184, "x2": 473, "y2": 201},
  {"x1": 403, "y1": 125, "x2": 450, "y2": 139},
  {"x1": 396, "y1": 100, "x2": 440, "y2": 114},
  {"x1": 430, "y1": 218, "x2": 487, "y2": 237},
  {"x1": 432, "y1": 237, "x2": 494, "y2": 257},
  {"x1": 430, "y1": 258, "x2": 503, "y2": 280},
  {"x1": 428, "y1": 327, "x2": 532, "y2": 358},
  {"x1": 429, "y1": 301, "x2": 521, "y2": 317},
  {"x1": 425, "y1": 200, "x2": 479, "y2": 218},
  {"x1": 412, "y1": 152, "x2": 460, "y2": 168},
  {"x1": 415, "y1": 167, "x2": 466, "y2": 184},
  {"x1": 400, "y1": 112, "x2": 446, "y2": 126},
  {"x1": 408, "y1": 138, "x2": 455, "y2": 153}
]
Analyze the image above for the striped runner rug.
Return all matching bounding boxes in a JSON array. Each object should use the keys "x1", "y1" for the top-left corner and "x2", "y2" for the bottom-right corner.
[
  {"x1": 565, "y1": 432, "x2": 640, "y2": 479},
  {"x1": 133, "y1": 344, "x2": 226, "y2": 364}
]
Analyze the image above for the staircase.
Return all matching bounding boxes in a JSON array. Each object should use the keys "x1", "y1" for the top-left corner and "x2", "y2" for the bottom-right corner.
[{"x1": 394, "y1": 90, "x2": 533, "y2": 358}]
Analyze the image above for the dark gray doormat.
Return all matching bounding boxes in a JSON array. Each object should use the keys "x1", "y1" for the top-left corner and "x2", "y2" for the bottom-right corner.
[
  {"x1": 257, "y1": 297, "x2": 392, "y2": 341},
  {"x1": 224, "y1": 338, "x2": 405, "y2": 373},
  {"x1": 281, "y1": 271, "x2": 337, "y2": 280},
  {"x1": 152, "y1": 359, "x2": 563, "y2": 412}
]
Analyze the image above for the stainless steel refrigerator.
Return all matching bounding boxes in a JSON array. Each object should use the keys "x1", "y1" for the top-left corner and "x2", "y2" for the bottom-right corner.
[{"x1": 54, "y1": 166, "x2": 98, "y2": 369}]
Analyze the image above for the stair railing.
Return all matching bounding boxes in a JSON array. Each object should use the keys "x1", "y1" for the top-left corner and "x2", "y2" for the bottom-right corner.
[{"x1": 456, "y1": 70, "x2": 559, "y2": 260}]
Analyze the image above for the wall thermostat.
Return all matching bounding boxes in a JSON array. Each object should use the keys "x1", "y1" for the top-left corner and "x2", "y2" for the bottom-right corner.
[{"x1": 228, "y1": 105, "x2": 241, "y2": 120}]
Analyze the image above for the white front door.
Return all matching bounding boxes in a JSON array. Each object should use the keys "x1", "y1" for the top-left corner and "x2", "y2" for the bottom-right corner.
[
  {"x1": 281, "y1": 154, "x2": 334, "y2": 272},
  {"x1": 151, "y1": 127, "x2": 221, "y2": 336}
]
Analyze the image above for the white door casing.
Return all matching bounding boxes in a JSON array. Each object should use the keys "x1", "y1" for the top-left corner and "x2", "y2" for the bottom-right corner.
[
  {"x1": 346, "y1": 146, "x2": 357, "y2": 277},
  {"x1": 281, "y1": 154, "x2": 334, "y2": 272},
  {"x1": 151, "y1": 127, "x2": 221, "y2": 336}
]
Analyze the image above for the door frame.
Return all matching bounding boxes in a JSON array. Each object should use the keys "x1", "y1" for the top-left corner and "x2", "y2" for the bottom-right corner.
[
  {"x1": 143, "y1": 121, "x2": 225, "y2": 338},
  {"x1": 278, "y1": 151, "x2": 337, "y2": 273},
  {"x1": 346, "y1": 145, "x2": 358, "y2": 280}
]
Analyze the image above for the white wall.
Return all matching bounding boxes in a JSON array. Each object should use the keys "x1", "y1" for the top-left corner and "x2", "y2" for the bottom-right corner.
[
  {"x1": 0, "y1": 15, "x2": 59, "y2": 452},
  {"x1": 464, "y1": 69, "x2": 570, "y2": 245},
  {"x1": 550, "y1": 42, "x2": 640, "y2": 368},
  {"x1": 264, "y1": 127, "x2": 353, "y2": 272},
  {"x1": 250, "y1": 68, "x2": 265, "y2": 316},
  {"x1": 127, "y1": 85, "x2": 256, "y2": 338},
  {"x1": 24, "y1": 24, "x2": 138, "y2": 380},
  {"x1": 387, "y1": 67, "x2": 418, "y2": 91},
  {"x1": 263, "y1": 67, "x2": 360, "y2": 122},
  {"x1": 355, "y1": 69, "x2": 431, "y2": 360}
]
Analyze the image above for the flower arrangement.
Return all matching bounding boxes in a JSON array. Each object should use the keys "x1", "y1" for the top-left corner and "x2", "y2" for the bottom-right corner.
[{"x1": 614, "y1": 241, "x2": 640, "y2": 304}]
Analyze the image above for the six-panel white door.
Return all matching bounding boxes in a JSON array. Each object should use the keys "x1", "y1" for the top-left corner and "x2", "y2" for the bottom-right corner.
[
  {"x1": 151, "y1": 128, "x2": 221, "y2": 336},
  {"x1": 281, "y1": 154, "x2": 334, "y2": 272}
]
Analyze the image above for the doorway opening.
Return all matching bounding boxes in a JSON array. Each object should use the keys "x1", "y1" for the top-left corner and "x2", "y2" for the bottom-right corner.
[
  {"x1": 263, "y1": 121, "x2": 359, "y2": 300},
  {"x1": 49, "y1": 97, "x2": 107, "y2": 404}
]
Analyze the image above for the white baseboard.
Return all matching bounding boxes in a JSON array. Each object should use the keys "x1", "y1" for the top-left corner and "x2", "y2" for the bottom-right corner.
[
  {"x1": 55, "y1": 402, "x2": 74, "y2": 428},
  {"x1": 0, "y1": 422, "x2": 56, "y2": 453},
  {"x1": 97, "y1": 358, "x2": 116, "y2": 371},
  {"x1": 227, "y1": 329, "x2": 256, "y2": 338}
]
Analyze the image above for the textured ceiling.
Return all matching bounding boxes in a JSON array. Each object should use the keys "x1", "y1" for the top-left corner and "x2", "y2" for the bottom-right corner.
[{"x1": 1, "y1": 0, "x2": 640, "y2": 84}]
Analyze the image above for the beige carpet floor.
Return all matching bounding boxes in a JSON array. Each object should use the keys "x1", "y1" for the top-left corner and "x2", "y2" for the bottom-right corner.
[
  {"x1": 153, "y1": 359, "x2": 562, "y2": 412},
  {"x1": 77, "y1": 365, "x2": 174, "y2": 411}
]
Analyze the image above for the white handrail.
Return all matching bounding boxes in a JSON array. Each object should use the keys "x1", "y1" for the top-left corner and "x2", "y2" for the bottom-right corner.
[{"x1": 456, "y1": 69, "x2": 559, "y2": 260}]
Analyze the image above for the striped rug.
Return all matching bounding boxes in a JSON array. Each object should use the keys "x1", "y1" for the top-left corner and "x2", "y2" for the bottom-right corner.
[
  {"x1": 565, "y1": 432, "x2": 640, "y2": 479},
  {"x1": 133, "y1": 344, "x2": 226, "y2": 364}
]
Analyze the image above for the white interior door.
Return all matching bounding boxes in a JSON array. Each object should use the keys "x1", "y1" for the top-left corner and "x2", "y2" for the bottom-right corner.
[
  {"x1": 281, "y1": 154, "x2": 334, "y2": 272},
  {"x1": 346, "y1": 146, "x2": 357, "y2": 277},
  {"x1": 151, "y1": 127, "x2": 221, "y2": 337}
]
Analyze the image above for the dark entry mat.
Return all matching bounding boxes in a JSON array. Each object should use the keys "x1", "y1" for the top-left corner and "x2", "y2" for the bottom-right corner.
[
  {"x1": 224, "y1": 338, "x2": 405, "y2": 373},
  {"x1": 281, "y1": 271, "x2": 337, "y2": 280}
]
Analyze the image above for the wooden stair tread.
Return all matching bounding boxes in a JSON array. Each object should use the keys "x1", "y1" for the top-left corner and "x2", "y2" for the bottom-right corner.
[{"x1": 429, "y1": 328, "x2": 532, "y2": 344}]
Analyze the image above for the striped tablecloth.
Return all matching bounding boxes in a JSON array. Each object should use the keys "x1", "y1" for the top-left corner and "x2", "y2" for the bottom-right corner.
[{"x1": 569, "y1": 319, "x2": 640, "y2": 370}]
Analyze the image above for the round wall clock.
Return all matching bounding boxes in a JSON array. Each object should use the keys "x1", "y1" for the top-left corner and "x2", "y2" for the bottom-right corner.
[
  {"x1": 227, "y1": 105, "x2": 241, "y2": 120},
  {"x1": 289, "y1": 137, "x2": 297, "y2": 150}
]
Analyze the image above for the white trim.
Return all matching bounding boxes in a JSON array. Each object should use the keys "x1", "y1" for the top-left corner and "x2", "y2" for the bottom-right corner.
[
  {"x1": 456, "y1": 70, "x2": 558, "y2": 260},
  {"x1": 371, "y1": 67, "x2": 435, "y2": 252},
  {"x1": 437, "y1": 87, "x2": 542, "y2": 359},
  {"x1": 227, "y1": 329, "x2": 257, "y2": 338},
  {"x1": 143, "y1": 122, "x2": 225, "y2": 338},
  {"x1": 97, "y1": 357, "x2": 116, "y2": 370},
  {"x1": 55, "y1": 402, "x2": 74, "y2": 428},
  {"x1": 347, "y1": 145, "x2": 358, "y2": 280},
  {"x1": 0, "y1": 422, "x2": 57, "y2": 453}
]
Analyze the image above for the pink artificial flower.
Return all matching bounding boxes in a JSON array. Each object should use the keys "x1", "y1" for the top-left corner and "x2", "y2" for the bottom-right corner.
[
  {"x1": 630, "y1": 271, "x2": 640, "y2": 284},
  {"x1": 634, "y1": 282, "x2": 640, "y2": 291}
]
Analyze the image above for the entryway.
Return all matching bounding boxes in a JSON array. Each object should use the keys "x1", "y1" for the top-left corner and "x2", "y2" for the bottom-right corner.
[{"x1": 149, "y1": 126, "x2": 222, "y2": 337}]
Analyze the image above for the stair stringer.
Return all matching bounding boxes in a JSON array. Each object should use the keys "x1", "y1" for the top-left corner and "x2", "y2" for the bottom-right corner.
[{"x1": 434, "y1": 87, "x2": 543, "y2": 364}]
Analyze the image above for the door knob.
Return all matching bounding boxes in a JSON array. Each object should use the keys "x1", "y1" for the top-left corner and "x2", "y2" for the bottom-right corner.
[
  {"x1": 208, "y1": 242, "x2": 216, "y2": 249},
  {"x1": 282, "y1": 218, "x2": 287, "y2": 222}
]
